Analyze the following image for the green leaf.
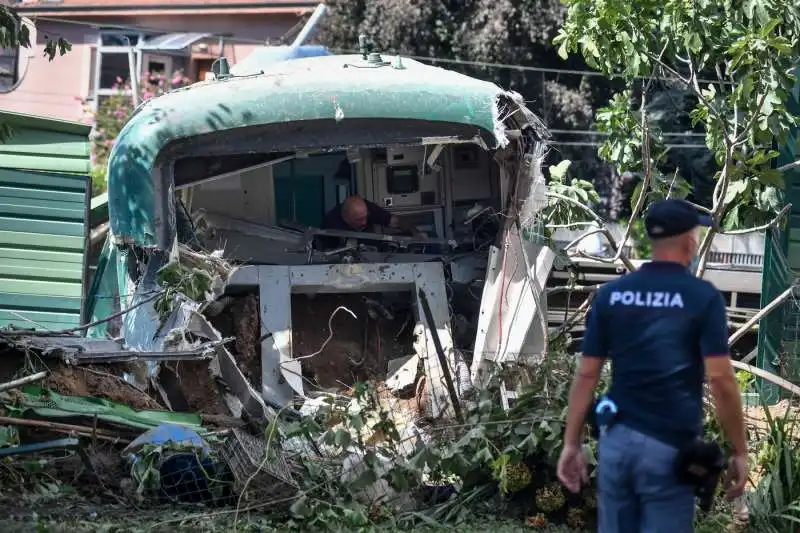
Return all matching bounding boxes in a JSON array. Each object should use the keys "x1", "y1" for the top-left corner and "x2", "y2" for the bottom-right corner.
[
  {"x1": 722, "y1": 205, "x2": 741, "y2": 230},
  {"x1": 290, "y1": 495, "x2": 312, "y2": 518},
  {"x1": 557, "y1": 40, "x2": 569, "y2": 60},
  {"x1": 757, "y1": 168, "x2": 785, "y2": 188},
  {"x1": 549, "y1": 159, "x2": 572, "y2": 182},
  {"x1": 350, "y1": 468, "x2": 377, "y2": 490},
  {"x1": 760, "y1": 17, "x2": 782, "y2": 38},
  {"x1": 333, "y1": 428, "x2": 352, "y2": 448},
  {"x1": 723, "y1": 180, "x2": 749, "y2": 206},
  {"x1": 630, "y1": 179, "x2": 645, "y2": 213}
]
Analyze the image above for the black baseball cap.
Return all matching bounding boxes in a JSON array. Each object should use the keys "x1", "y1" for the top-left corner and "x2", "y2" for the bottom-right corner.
[{"x1": 644, "y1": 199, "x2": 712, "y2": 239}]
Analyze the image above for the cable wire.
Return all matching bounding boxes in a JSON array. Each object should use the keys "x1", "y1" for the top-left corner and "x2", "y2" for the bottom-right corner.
[{"x1": 331, "y1": 48, "x2": 736, "y2": 86}]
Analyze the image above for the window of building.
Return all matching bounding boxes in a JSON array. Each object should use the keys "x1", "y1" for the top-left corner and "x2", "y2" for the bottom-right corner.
[
  {"x1": 0, "y1": 46, "x2": 19, "y2": 92},
  {"x1": 90, "y1": 30, "x2": 147, "y2": 109},
  {"x1": 99, "y1": 52, "x2": 131, "y2": 90},
  {"x1": 101, "y1": 33, "x2": 141, "y2": 47},
  {"x1": 147, "y1": 61, "x2": 166, "y2": 74}
]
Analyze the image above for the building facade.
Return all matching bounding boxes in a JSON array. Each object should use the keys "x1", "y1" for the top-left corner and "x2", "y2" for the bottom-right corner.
[{"x1": 1, "y1": 0, "x2": 318, "y2": 122}]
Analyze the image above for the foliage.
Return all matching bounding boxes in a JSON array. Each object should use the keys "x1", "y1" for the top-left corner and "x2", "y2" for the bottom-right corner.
[
  {"x1": 272, "y1": 355, "x2": 605, "y2": 531},
  {"x1": 541, "y1": 160, "x2": 601, "y2": 227},
  {"x1": 85, "y1": 71, "x2": 192, "y2": 185},
  {"x1": 554, "y1": 0, "x2": 800, "y2": 253},
  {"x1": 736, "y1": 371, "x2": 756, "y2": 393},
  {"x1": 90, "y1": 166, "x2": 107, "y2": 197},
  {"x1": 0, "y1": 6, "x2": 70, "y2": 63},
  {"x1": 154, "y1": 261, "x2": 214, "y2": 319},
  {"x1": 740, "y1": 403, "x2": 800, "y2": 532}
]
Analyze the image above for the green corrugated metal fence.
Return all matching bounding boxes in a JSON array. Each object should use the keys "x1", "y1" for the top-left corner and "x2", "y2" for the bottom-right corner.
[
  {"x1": 0, "y1": 111, "x2": 91, "y2": 331},
  {"x1": 757, "y1": 228, "x2": 791, "y2": 403},
  {"x1": 758, "y1": 66, "x2": 800, "y2": 403}
]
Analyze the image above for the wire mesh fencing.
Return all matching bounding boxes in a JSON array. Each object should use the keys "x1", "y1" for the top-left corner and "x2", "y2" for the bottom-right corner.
[{"x1": 126, "y1": 429, "x2": 299, "y2": 509}]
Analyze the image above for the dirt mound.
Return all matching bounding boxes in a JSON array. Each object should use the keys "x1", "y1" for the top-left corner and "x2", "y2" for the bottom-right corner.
[{"x1": 46, "y1": 364, "x2": 162, "y2": 411}]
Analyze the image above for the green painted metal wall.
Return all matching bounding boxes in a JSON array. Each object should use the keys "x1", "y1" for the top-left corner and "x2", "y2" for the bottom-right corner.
[
  {"x1": 758, "y1": 69, "x2": 800, "y2": 402},
  {"x1": 0, "y1": 111, "x2": 91, "y2": 331}
]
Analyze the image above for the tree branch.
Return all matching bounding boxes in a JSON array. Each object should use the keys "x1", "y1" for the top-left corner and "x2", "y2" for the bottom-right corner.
[
  {"x1": 647, "y1": 53, "x2": 690, "y2": 85},
  {"x1": 550, "y1": 296, "x2": 593, "y2": 340},
  {"x1": 546, "y1": 192, "x2": 605, "y2": 224},
  {"x1": 545, "y1": 191, "x2": 637, "y2": 272},
  {"x1": 613, "y1": 87, "x2": 651, "y2": 263},
  {"x1": 778, "y1": 159, "x2": 800, "y2": 172},
  {"x1": 696, "y1": 146, "x2": 734, "y2": 278},
  {"x1": 728, "y1": 284, "x2": 795, "y2": 347},
  {"x1": 546, "y1": 222, "x2": 596, "y2": 229},
  {"x1": 562, "y1": 229, "x2": 606, "y2": 251},
  {"x1": 720, "y1": 203, "x2": 792, "y2": 236},
  {"x1": 734, "y1": 91, "x2": 769, "y2": 146},
  {"x1": 546, "y1": 284, "x2": 601, "y2": 296},
  {"x1": 681, "y1": 48, "x2": 731, "y2": 147},
  {"x1": 685, "y1": 201, "x2": 713, "y2": 214},
  {"x1": 731, "y1": 360, "x2": 800, "y2": 398}
]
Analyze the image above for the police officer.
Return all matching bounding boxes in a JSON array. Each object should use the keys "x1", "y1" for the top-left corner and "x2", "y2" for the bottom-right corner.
[{"x1": 556, "y1": 199, "x2": 748, "y2": 532}]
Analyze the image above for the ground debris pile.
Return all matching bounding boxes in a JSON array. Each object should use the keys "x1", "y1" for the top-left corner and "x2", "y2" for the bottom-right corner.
[
  {"x1": 0, "y1": 347, "x2": 600, "y2": 532},
  {"x1": 2, "y1": 239, "x2": 797, "y2": 533},
  {"x1": 2, "y1": 340, "x2": 800, "y2": 533}
]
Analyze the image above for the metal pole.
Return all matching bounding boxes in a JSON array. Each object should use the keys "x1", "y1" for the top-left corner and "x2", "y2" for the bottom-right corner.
[
  {"x1": 417, "y1": 287, "x2": 463, "y2": 423},
  {"x1": 291, "y1": 3, "x2": 327, "y2": 48},
  {"x1": 125, "y1": 37, "x2": 140, "y2": 107},
  {"x1": 0, "y1": 371, "x2": 48, "y2": 393},
  {"x1": 728, "y1": 284, "x2": 795, "y2": 347}
]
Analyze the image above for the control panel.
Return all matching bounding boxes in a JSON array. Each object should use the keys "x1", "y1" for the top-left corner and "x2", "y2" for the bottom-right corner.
[{"x1": 373, "y1": 146, "x2": 442, "y2": 209}]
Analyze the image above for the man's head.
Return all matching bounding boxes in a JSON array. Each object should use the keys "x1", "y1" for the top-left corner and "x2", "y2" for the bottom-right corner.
[
  {"x1": 645, "y1": 199, "x2": 712, "y2": 266},
  {"x1": 341, "y1": 196, "x2": 369, "y2": 230}
]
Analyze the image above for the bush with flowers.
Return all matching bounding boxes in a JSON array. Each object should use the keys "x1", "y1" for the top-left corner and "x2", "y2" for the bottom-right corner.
[{"x1": 81, "y1": 70, "x2": 192, "y2": 194}]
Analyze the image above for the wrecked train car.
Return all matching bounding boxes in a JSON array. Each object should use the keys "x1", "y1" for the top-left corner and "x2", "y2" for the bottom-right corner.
[{"x1": 87, "y1": 51, "x2": 553, "y2": 423}]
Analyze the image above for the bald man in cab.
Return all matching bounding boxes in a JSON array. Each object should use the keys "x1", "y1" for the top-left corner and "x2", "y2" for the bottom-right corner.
[{"x1": 317, "y1": 195, "x2": 426, "y2": 250}]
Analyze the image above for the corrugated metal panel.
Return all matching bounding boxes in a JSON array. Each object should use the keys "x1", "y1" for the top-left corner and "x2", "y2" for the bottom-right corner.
[
  {"x1": 758, "y1": 68, "x2": 800, "y2": 404},
  {"x1": 0, "y1": 111, "x2": 91, "y2": 332}
]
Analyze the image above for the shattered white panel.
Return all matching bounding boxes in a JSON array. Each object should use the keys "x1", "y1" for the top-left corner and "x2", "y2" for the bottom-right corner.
[{"x1": 470, "y1": 234, "x2": 554, "y2": 387}]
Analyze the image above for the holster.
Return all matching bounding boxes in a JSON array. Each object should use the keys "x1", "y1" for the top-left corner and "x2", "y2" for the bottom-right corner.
[
  {"x1": 674, "y1": 439, "x2": 725, "y2": 512},
  {"x1": 588, "y1": 395, "x2": 617, "y2": 440}
]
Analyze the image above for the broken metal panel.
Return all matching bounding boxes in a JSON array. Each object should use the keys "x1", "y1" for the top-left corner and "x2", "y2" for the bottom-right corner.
[{"x1": 115, "y1": 264, "x2": 277, "y2": 421}]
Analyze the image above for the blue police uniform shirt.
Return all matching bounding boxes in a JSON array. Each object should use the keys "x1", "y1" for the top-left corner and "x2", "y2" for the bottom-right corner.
[{"x1": 581, "y1": 260, "x2": 729, "y2": 448}]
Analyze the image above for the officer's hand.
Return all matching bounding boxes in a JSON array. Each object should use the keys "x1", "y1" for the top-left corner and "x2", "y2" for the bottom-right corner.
[
  {"x1": 557, "y1": 444, "x2": 588, "y2": 494},
  {"x1": 724, "y1": 454, "x2": 748, "y2": 500}
]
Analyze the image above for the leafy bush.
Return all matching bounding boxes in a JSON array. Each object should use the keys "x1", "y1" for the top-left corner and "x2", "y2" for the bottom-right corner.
[{"x1": 273, "y1": 355, "x2": 609, "y2": 531}]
